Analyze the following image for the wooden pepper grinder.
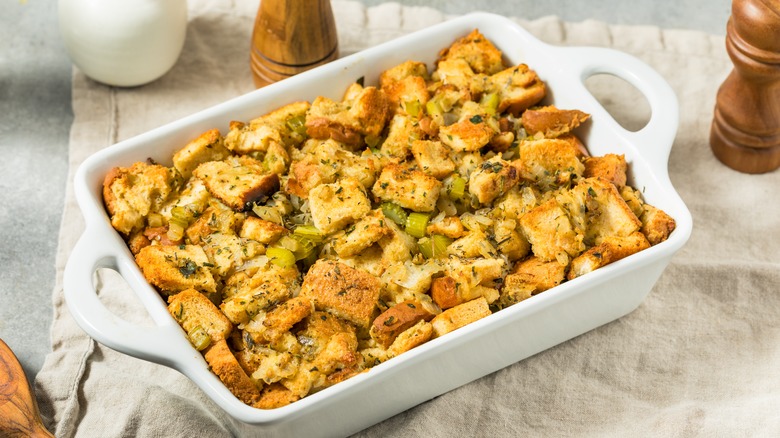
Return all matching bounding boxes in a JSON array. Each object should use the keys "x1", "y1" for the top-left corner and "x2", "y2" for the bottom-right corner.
[
  {"x1": 710, "y1": 0, "x2": 780, "y2": 174},
  {"x1": 250, "y1": 0, "x2": 339, "y2": 88}
]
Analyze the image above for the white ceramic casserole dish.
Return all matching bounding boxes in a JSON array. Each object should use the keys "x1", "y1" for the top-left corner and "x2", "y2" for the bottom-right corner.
[{"x1": 63, "y1": 12, "x2": 692, "y2": 437}]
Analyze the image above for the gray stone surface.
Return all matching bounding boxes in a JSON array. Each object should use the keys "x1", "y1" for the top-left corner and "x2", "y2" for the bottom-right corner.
[
  {"x1": 0, "y1": 0, "x2": 729, "y2": 381},
  {"x1": 1, "y1": 0, "x2": 72, "y2": 378}
]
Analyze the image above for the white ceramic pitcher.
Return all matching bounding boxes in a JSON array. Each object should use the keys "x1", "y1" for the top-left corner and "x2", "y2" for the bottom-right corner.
[{"x1": 59, "y1": 0, "x2": 187, "y2": 87}]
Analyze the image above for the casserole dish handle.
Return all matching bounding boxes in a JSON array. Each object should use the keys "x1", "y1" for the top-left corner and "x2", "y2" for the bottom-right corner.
[
  {"x1": 559, "y1": 46, "x2": 679, "y2": 174},
  {"x1": 63, "y1": 225, "x2": 193, "y2": 366}
]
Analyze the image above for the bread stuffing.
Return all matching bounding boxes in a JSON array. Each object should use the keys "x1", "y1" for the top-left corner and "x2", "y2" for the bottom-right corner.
[{"x1": 103, "y1": 29, "x2": 676, "y2": 409}]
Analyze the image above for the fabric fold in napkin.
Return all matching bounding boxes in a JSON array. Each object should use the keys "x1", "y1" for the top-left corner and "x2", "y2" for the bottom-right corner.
[{"x1": 35, "y1": 0, "x2": 780, "y2": 436}]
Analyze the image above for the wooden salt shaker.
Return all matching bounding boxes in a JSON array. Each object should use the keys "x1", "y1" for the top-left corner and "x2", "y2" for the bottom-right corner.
[
  {"x1": 250, "y1": 0, "x2": 339, "y2": 88},
  {"x1": 710, "y1": 0, "x2": 780, "y2": 174}
]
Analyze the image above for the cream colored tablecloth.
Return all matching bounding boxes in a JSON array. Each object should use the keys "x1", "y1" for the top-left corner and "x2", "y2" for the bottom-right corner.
[{"x1": 35, "y1": 0, "x2": 780, "y2": 436}]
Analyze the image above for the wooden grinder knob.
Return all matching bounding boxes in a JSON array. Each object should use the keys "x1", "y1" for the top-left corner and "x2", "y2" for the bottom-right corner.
[
  {"x1": 250, "y1": 0, "x2": 339, "y2": 88},
  {"x1": 710, "y1": 0, "x2": 780, "y2": 173}
]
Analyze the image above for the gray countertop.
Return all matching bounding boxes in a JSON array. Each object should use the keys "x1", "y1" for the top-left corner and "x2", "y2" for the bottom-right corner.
[{"x1": 0, "y1": 0, "x2": 729, "y2": 381}]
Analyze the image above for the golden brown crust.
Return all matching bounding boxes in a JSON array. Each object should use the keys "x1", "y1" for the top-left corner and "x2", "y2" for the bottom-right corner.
[
  {"x1": 437, "y1": 29, "x2": 504, "y2": 75},
  {"x1": 430, "y1": 276, "x2": 461, "y2": 310},
  {"x1": 135, "y1": 244, "x2": 217, "y2": 295},
  {"x1": 254, "y1": 383, "x2": 300, "y2": 409},
  {"x1": 430, "y1": 297, "x2": 491, "y2": 338},
  {"x1": 510, "y1": 256, "x2": 567, "y2": 292},
  {"x1": 193, "y1": 158, "x2": 279, "y2": 212},
  {"x1": 521, "y1": 106, "x2": 591, "y2": 138},
  {"x1": 172, "y1": 128, "x2": 231, "y2": 179},
  {"x1": 568, "y1": 231, "x2": 651, "y2": 280},
  {"x1": 371, "y1": 164, "x2": 442, "y2": 212},
  {"x1": 239, "y1": 216, "x2": 287, "y2": 244},
  {"x1": 299, "y1": 260, "x2": 381, "y2": 330},
  {"x1": 204, "y1": 339, "x2": 261, "y2": 405},
  {"x1": 167, "y1": 288, "x2": 233, "y2": 342},
  {"x1": 370, "y1": 300, "x2": 436, "y2": 348},
  {"x1": 583, "y1": 154, "x2": 628, "y2": 188},
  {"x1": 262, "y1": 296, "x2": 314, "y2": 343},
  {"x1": 411, "y1": 140, "x2": 456, "y2": 179},
  {"x1": 641, "y1": 204, "x2": 677, "y2": 245}
]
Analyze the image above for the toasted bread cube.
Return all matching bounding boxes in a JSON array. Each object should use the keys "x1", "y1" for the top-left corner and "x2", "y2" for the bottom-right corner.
[
  {"x1": 427, "y1": 216, "x2": 466, "y2": 239},
  {"x1": 498, "y1": 273, "x2": 539, "y2": 308},
  {"x1": 305, "y1": 96, "x2": 363, "y2": 146},
  {"x1": 468, "y1": 156, "x2": 521, "y2": 204},
  {"x1": 312, "y1": 331, "x2": 360, "y2": 375},
  {"x1": 185, "y1": 204, "x2": 245, "y2": 245},
  {"x1": 379, "y1": 60, "x2": 429, "y2": 87},
  {"x1": 224, "y1": 120, "x2": 283, "y2": 155},
  {"x1": 205, "y1": 339, "x2": 262, "y2": 405},
  {"x1": 372, "y1": 164, "x2": 442, "y2": 212},
  {"x1": 435, "y1": 258, "x2": 505, "y2": 309},
  {"x1": 437, "y1": 29, "x2": 504, "y2": 75},
  {"x1": 433, "y1": 58, "x2": 482, "y2": 94},
  {"x1": 439, "y1": 114, "x2": 496, "y2": 152},
  {"x1": 279, "y1": 366, "x2": 322, "y2": 399},
  {"x1": 135, "y1": 244, "x2": 216, "y2": 295},
  {"x1": 306, "y1": 86, "x2": 391, "y2": 144},
  {"x1": 584, "y1": 154, "x2": 628, "y2": 188},
  {"x1": 103, "y1": 162, "x2": 178, "y2": 235},
  {"x1": 308, "y1": 177, "x2": 372, "y2": 235},
  {"x1": 430, "y1": 297, "x2": 491, "y2": 338},
  {"x1": 430, "y1": 276, "x2": 461, "y2": 309},
  {"x1": 447, "y1": 228, "x2": 494, "y2": 258},
  {"x1": 200, "y1": 232, "x2": 261, "y2": 278},
  {"x1": 493, "y1": 186, "x2": 542, "y2": 221},
  {"x1": 332, "y1": 209, "x2": 391, "y2": 257},
  {"x1": 431, "y1": 274, "x2": 499, "y2": 310},
  {"x1": 493, "y1": 219, "x2": 530, "y2": 261},
  {"x1": 193, "y1": 157, "x2": 280, "y2": 212},
  {"x1": 221, "y1": 265, "x2": 297, "y2": 324},
  {"x1": 487, "y1": 64, "x2": 546, "y2": 116},
  {"x1": 510, "y1": 256, "x2": 567, "y2": 292},
  {"x1": 381, "y1": 76, "x2": 430, "y2": 116},
  {"x1": 287, "y1": 138, "x2": 380, "y2": 198},
  {"x1": 167, "y1": 289, "x2": 232, "y2": 342},
  {"x1": 172, "y1": 129, "x2": 231, "y2": 179},
  {"x1": 337, "y1": 244, "x2": 385, "y2": 279},
  {"x1": 127, "y1": 231, "x2": 150, "y2": 255},
  {"x1": 370, "y1": 300, "x2": 436, "y2": 348},
  {"x1": 380, "y1": 114, "x2": 425, "y2": 160},
  {"x1": 518, "y1": 138, "x2": 584, "y2": 188},
  {"x1": 568, "y1": 231, "x2": 651, "y2": 279},
  {"x1": 619, "y1": 185, "x2": 645, "y2": 219},
  {"x1": 377, "y1": 220, "x2": 417, "y2": 265},
  {"x1": 250, "y1": 348, "x2": 300, "y2": 385},
  {"x1": 641, "y1": 204, "x2": 676, "y2": 245},
  {"x1": 294, "y1": 311, "x2": 360, "y2": 381},
  {"x1": 299, "y1": 260, "x2": 381, "y2": 330},
  {"x1": 224, "y1": 102, "x2": 309, "y2": 154},
  {"x1": 387, "y1": 320, "x2": 433, "y2": 357},
  {"x1": 261, "y1": 296, "x2": 314, "y2": 343},
  {"x1": 411, "y1": 140, "x2": 456, "y2": 179},
  {"x1": 558, "y1": 134, "x2": 590, "y2": 159},
  {"x1": 520, "y1": 106, "x2": 590, "y2": 138},
  {"x1": 240, "y1": 216, "x2": 287, "y2": 244},
  {"x1": 572, "y1": 177, "x2": 642, "y2": 243},
  {"x1": 519, "y1": 198, "x2": 585, "y2": 263},
  {"x1": 255, "y1": 383, "x2": 300, "y2": 409}
]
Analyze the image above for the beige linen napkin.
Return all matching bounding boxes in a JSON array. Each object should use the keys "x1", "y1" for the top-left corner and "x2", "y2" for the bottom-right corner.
[{"x1": 35, "y1": 0, "x2": 780, "y2": 436}]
